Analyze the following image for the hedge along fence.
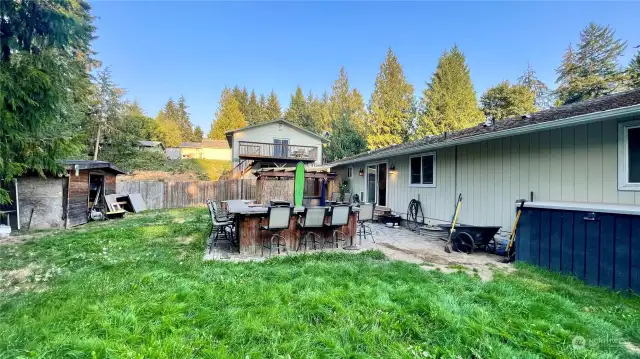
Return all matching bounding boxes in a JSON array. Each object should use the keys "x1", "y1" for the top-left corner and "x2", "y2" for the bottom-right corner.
[{"x1": 116, "y1": 179, "x2": 257, "y2": 210}]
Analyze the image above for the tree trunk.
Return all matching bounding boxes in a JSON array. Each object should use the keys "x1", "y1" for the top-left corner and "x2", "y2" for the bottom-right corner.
[{"x1": 93, "y1": 123, "x2": 102, "y2": 160}]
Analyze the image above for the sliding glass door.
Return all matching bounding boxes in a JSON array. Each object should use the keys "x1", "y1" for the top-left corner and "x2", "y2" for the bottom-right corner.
[{"x1": 366, "y1": 163, "x2": 387, "y2": 206}]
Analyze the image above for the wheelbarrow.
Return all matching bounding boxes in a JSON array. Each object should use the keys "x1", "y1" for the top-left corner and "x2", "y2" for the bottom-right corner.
[{"x1": 438, "y1": 224, "x2": 501, "y2": 254}]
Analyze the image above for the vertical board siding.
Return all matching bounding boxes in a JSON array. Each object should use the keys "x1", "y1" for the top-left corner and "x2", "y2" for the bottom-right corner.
[{"x1": 519, "y1": 207, "x2": 640, "y2": 291}]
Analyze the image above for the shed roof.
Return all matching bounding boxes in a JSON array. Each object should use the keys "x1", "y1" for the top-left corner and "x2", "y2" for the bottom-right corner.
[
  {"x1": 138, "y1": 140, "x2": 164, "y2": 148},
  {"x1": 63, "y1": 160, "x2": 126, "y2": 175},
  {"x1": 329, "y1": 88, "x2": 640, "y2": 166}
]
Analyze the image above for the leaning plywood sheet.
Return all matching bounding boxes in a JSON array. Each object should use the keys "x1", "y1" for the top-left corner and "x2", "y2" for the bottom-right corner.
[
  {"x1": 127, "y1": 193, "x2": 147, "y2": 213},
  {"x1": 104, "y1": 194, "x2": 122, "y2": 212}
]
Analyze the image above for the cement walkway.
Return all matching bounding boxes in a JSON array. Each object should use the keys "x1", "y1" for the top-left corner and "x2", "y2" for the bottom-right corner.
[{"x1": 204, "y1": 223, "x2": 514, "y2": 281}]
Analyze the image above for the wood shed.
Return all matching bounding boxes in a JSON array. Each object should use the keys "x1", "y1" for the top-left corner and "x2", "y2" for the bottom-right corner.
[{"x1": 0, "y1": 160, "x2": 125, "y2": 230}]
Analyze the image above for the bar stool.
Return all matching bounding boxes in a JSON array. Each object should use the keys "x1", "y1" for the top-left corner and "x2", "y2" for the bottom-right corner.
[
  {"x1": 324, "y1": 205, "x2": 351, "y2": 248},
  {"x1": 261, "y1": 206, "x2": 293, "y2": 256},
  {"x1": 297, "y1": 207, "x2": 327, "y2": 251},
  {"x1": 357, "y1": 202, "x2": 376, "y2": 244},
  {"x1": 207, "y1": 200, "x2": 234, "y2": 252}
]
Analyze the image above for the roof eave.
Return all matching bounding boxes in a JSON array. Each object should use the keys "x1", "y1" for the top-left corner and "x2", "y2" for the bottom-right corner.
[{"x1": 329, "y1": 104, "x2": 640, "y2": 167}]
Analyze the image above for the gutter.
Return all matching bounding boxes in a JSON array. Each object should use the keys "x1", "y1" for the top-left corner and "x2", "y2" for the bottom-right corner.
[{"x1": 329, "y1": 104, "x2": 640, "y2": 166}]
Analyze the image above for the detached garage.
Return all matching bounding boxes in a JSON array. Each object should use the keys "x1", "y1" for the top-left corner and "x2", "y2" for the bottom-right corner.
[{"x1": 1, "y1": 160, "x2": 125, "y2": 230}]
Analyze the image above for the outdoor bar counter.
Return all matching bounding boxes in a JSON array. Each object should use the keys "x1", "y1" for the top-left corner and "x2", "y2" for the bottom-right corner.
[{"x1": 226, "y1": 200, "x2": 359, "y2": 255}]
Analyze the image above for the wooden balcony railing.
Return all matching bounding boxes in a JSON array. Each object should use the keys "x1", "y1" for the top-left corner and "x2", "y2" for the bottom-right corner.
[{"x1": 238, "y1": 141, "x2": 318, "y2": 162}]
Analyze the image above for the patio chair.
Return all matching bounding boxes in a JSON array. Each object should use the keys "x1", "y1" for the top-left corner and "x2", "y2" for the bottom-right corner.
[
  {"x1": 207, "y1": 200, "x2": 234, "y2": 252},
  {"x1": 296, "y1": 207, "x2": 327, "y2": 252},
  {"x1": 324, "y1": 205, "x2": 351, "y2": 249},
  {"x1": 357, "y1": 202, "x2": 376, "y2": 244},
  {"x1": 261, "y1": 206, "x2": 293, "y2": 256},
  {"x1": 343, "y1": 192, "x2": 352, "y2": 204},
  {"x1": 212, "y1": 201, "x2": 235, "y2": 245}
]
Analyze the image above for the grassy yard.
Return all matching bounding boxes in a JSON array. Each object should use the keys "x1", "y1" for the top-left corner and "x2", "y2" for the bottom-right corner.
[{"x1": 1, "y1": 208, "x2": 639, "y2": 358}]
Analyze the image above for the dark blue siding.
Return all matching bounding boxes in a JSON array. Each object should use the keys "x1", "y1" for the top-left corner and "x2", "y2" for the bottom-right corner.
[
  {"x1": 573, "y1": 213, "x2": 586, "y2": 281},
  {"x1": 529, "y1": 209, "x2": 541, "y2": 266},
  {"x1": 631, "y1": 219, "x2": 640, "y2": 293},
  {"x1": 517, "y1": 207, "x2": 640, "y2": 292},
  {"x1": 561, "y1": 211, "x2": 574, "y2": 274},
  {"x1": 550, "y1": 211, "x2": 563, "y2": 272},
  {"x1": 539, "y1": 211, "x2": 551, "y2": 268},
  {"x1": 599, "y1": 215, "x2": 615, "y2": 289}
]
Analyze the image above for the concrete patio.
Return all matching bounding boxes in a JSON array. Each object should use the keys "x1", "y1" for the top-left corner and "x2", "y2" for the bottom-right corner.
[{"x1": 205, "y1": 223, "x2": 514, "y2": 280}]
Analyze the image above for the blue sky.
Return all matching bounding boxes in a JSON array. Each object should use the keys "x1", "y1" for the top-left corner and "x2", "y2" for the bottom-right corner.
[{"x1": 91, "y1": 1, "x2": 640, "y2": 132}]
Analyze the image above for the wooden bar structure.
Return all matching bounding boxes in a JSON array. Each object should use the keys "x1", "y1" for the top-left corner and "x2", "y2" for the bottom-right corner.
[{"x1": 231, "y1": 207, "x2": 359, "y2": 255}]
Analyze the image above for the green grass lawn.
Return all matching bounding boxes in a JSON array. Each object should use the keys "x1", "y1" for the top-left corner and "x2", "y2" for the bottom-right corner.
[{"x1": 1, "y1": 208, "x2": 639, "y2": 358}]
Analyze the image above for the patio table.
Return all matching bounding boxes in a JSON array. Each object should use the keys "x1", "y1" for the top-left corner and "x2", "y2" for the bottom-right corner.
[{"x1": 227, "y1": 202, "x2": 359, "y2": 255}]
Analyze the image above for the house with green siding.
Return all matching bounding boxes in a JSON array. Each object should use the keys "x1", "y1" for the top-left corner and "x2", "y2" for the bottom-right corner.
[{"x1": 329, "y1": 89, "x2": 640, "y2": 232}]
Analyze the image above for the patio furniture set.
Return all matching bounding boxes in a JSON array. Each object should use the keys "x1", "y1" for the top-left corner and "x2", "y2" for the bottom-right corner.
[{"x1": 206, "y1": 193, "x2": 376, "y2": 256}]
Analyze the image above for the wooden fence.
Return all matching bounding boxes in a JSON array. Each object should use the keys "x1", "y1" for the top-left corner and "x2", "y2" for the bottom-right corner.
[{"x1": 116, "y1": 179, "x2": 257, "y2": 210}]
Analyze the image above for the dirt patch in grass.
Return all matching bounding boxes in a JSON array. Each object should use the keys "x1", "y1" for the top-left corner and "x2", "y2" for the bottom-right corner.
[
  {"x1": 177, "y1": 236, "x2": 195, "y2": 244},
  {"x1": 0, "y1": 263, "x2": 41, "y2": 293}
]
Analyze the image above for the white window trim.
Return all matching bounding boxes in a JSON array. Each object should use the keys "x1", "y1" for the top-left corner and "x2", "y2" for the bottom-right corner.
[
  {"x1": 347, "y1": 166, "x2": 353, "y2": 178},
  {"x1": 618, "y1": 120, "x2": 640, "y2": 191},
  {"x1": 408, "y1": 152, "x2": 436, "y2": 188}
]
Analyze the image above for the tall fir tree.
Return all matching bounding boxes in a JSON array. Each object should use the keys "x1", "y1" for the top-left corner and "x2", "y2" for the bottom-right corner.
[
  {"x1": 328, "y1": 67, "x2": 366, "y2": 134},
  {"x1": 325, "y1": 113, "x2": 367, "y2": 162},
  {"x1": 284, "y1": 86, "x2": 308, "y2": 127},
  {"x1": 367, "y1": 48, "x2": 415, "y2": 149},
  {"x1": 209, "y1": 89, "x2": 247, "y2": 140},
  {"x1": 193, "y1": 126, "x2": 204, "y2": 141},
  {"x1": 628, "y1": 50, "x2": 640, "y2": 89},
  {"x1": 306, "y1": 91, "x2": 331, "y2": 134},
  {"x1": 416, "y1": 46, "x2": 483, "y2": 138},
  {"x1": 257, "y1": 94, "x2": 268, "y2": 123},
  {"x1": 556, "y1": 23, "x2": 627, "y2": 104},
  {"x1": 246, "y1": 90, "x2": 261, "y2": 125},
  {"x1": 264, "y1": 90, "x2": 282, "y2": 121},
  {"x1": 155, "y1": 98, "x2": 183, "y2": 146},
  {"x1": 177, "y1": 96, "x2": 195, "y2": 141},
  {"x1": 232, "y1": 86, "x2": 249, "y2": 116},
  {"x1": 518, "y1": 64, "x2": 552, "y2": 109},
  {"x1": 480, "y1": 81, "x2": 536, "y2": 121},
  {"x1": 0, "y1": 0, "x2": 95, "y2": 203}
]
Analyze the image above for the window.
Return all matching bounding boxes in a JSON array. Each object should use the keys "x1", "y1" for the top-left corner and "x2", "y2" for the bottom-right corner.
[
  {"x1": 618, "y1": 120, "x2": 640, "y2": 191},
  {"x1": 409, "y1": 153, "x2": 436, "y2": 187},
  {"x1": 347, "y1": 167, "x2": 353, "y2": 178}
]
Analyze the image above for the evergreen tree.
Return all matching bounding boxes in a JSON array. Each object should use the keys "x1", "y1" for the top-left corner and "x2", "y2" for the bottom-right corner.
[
  {"x1": 193, "y1": 126, "x2": 204, "y2": 141},
  {"x1": 90, "y1": 67, "x2": 126, "y2": 160},
  {"x1": 232, "y1": 86, "x2": 249, "y2": 116},
  {"x1": 367, "y1": 48, "x2": 415, "y2": 149},
  {"x1": 257, "y1": 93, "x2": 268, "y2": 123},
  {"x1": 155, "y1": 99, "x2": 183, "y2": 146},
  {"x1": 155, "y1": 111, "x2": 182, "y2": 147},
  {"x1": 556, "y1": 23, "x2": 627, "y2": 104},
  {"x1": 325, "y1": 113, "x2": 367, "y2": 162},
  {"x1": 628, "y1": 50, "x2": 640, "y2": 89},
  {"x1": 264, "y1": 90, "x2": 282, "y2": 121},
  {"x1": 416, "y1": 46, "x2": 483, "y2": 138},
  {"x1": 209, "y1": 89, "x2": 248, "y2": 140},
  {"x1": 284, "y1": 86, "x2": 308, "y2": 127},
  {"x1": 518, "y1": 64, "x2": 553, "y2": 109},
  {"x1": 480, "y1": 81, "x2": 536, "y2": 121},
  {"x1": 328, "y1": 67, "x2": 366, "y2": 134},
  {"x1": 306, "y1": 91, "x2": 331, "y2": 134},
  {"x1": 246, "y1": 90, "x2": 261, "y2": 125},
  {"x1": 177, "y1": 96, "x2": 195, "y2": 141},
  {"x1": 0, "y1": 0, "x2": 95, "y2": 203}
]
